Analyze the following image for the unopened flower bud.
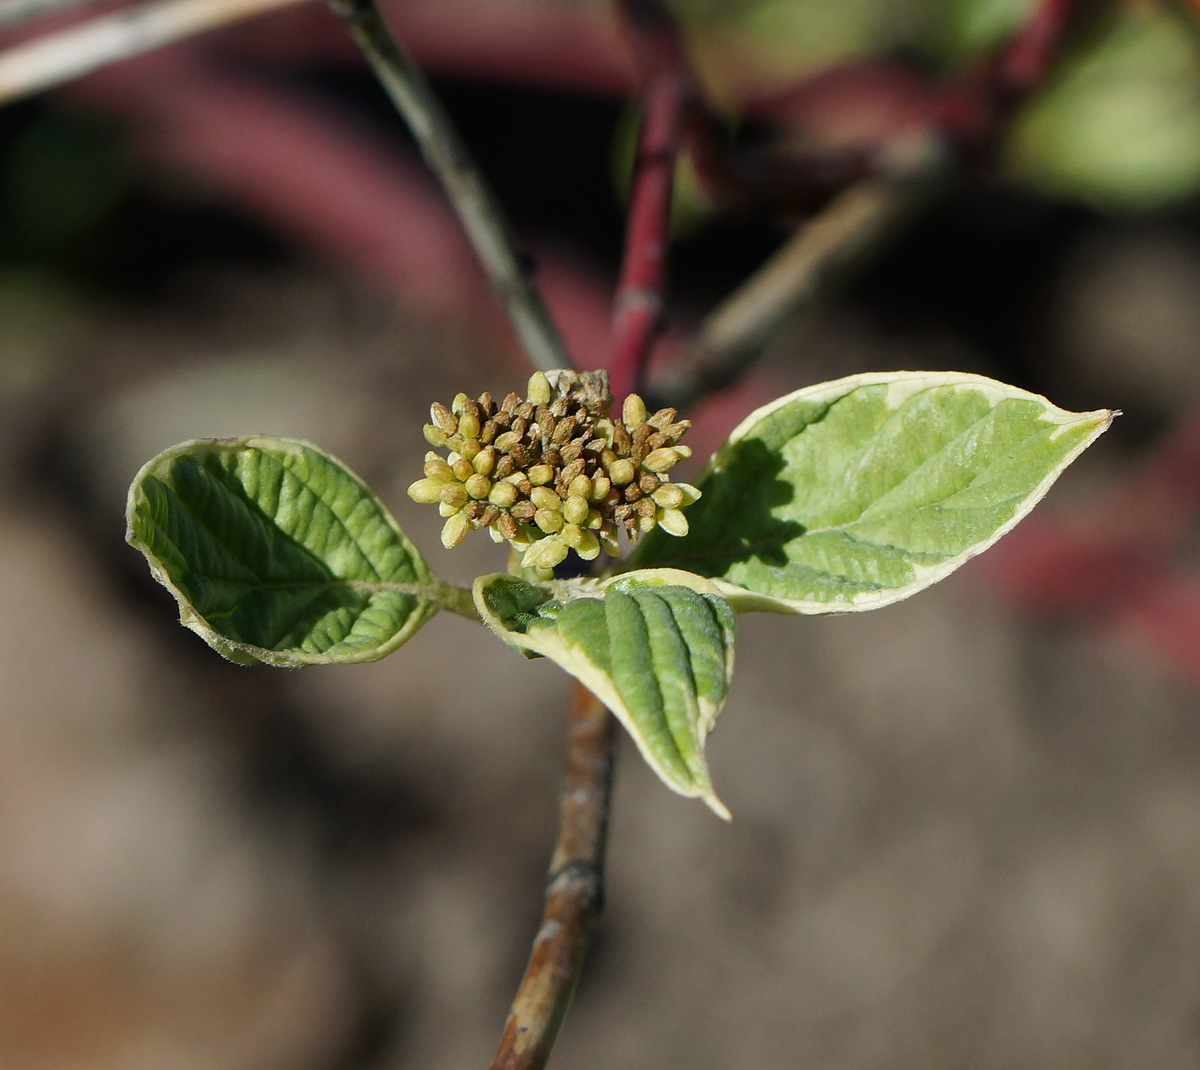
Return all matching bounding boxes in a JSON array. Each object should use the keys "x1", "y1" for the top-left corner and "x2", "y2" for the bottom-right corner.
[
  {"x1": 423, "y1": 424, "x2": 449, "y2": 447},
  {"x1": 451, "y1": 457, "x2": 474, "y2": 481},
  {"x1": 465, "y1": 473, "x2": 492, "y2": 499},
  {"x1": 643, "y1": 447, "x2": 680, "y2": 473},
  {"x1": 472, "y1": 447, "x2": 496, "y2": 475},
  {"x1": 527, "y1": 464, "x2": 555, "y2": 486},
  {"x1": 658, "y1": 508, "x2": 689, "y2": 536},
  {"x1": 458, "y1": 439, "x2": 481, "y2": 461},
  {"x1": 568, "y1": 474, "x2": 592, "y2": 500},
  {"x1": 622, "y1": 394, "x2": 648, "y2": 428},
  {"x1": 459, "y1": 412, "x2": 482, "y2": 439},
  {"x1": 407, "y1": 478, "x2": 444, "y2": 503},
  {"x1": 527, "y1": 371, "x2": 552, "y2": 406},
  {"x1": 451, "y1": 392, "x2": 469, "y2": 414},
  {"x1": 530, "y1": 486, "x2": 562, "y2": 512},
  {"x1": 651, "y1": 484, "x2": 685, "y2": 509},
  {"x1": 441, "y1": 512, "x2": 470, "y2": 548},
  {"x1": 431, "y1": 403, "x2": 458, "y2": 434},
  {"x1": 535, "y1": 508, "x2": 564, "y2": 533},
  {"x1": 439, "y1": 483, "x2": 468, "y2": 509},
  {"x1": 589, "y1": 474, "x2": 611, "y2": 501},
  {"x1": 609, "y1": 459, "x2": 636, "y2": 485},
  {"x1": 562, "y1": 496, "x2": 589, "y2": 526},
  {"x1": 575, "y1": 530, "x2": 601, "y2": 560},
  {"x1": 424, "y1": 456, "x2": 454, "y2": 482},
  {"x1": 494, "y1": 431, "x2": 521, "y2": 453},
  {"x1": 523, "y1": 536, "x2": 569, "y2": 571},
  {"x1": 488, "y1": 481, "x2": 519, "y2": 509}
]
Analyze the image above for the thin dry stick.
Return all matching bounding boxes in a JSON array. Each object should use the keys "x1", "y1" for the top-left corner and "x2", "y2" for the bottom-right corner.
[
  {"x1": 0, "y1": 0, "x2": 306, "y2": 103},
  {"x1": 327, "y1": 0, "x2": 570, "y2": 374},
  {"x1": 649, "y1": 136, "x2": 948, "y2": 411},
  {"x1": 608, "y1": 0, "x2": 691, "y2": 401},
  {"x1": 488, "y1": 685, "x2": 616, "y2": 1070},
  {"x1": 0, "y1": 0, "x2": 103, "y2": 32}
]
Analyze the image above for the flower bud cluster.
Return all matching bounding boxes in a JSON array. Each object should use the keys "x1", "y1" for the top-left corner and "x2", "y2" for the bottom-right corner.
[{"x1": 408, "y1": 369, "x2": 700, "y2": 569}]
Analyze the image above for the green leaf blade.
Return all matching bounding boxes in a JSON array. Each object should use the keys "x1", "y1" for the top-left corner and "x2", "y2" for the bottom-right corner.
[
  {"x1": 475, "y1": 569, "x2": 737, "y2": 818},
  {"x1": 127, "y1": 437, "x2": 441, "y2": 665},
  {"x1": 632, "y1": 372, "x2": 1113, "y2": 613}
]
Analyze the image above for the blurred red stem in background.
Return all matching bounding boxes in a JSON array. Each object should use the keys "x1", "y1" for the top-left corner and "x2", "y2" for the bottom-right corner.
[{"x1": 609, "y1": 0, "x2": 691, "y2": 400}]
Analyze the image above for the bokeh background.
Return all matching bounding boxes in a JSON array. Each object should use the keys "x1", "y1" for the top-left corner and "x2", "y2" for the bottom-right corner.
[{"x1": 4, "y1": 0, "x2": 1200, "y2": 1067}]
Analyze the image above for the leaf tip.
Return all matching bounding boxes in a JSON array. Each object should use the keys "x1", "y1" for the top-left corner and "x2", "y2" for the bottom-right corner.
[{"x1": 703, "y1": 792, "x2": 732, "y2": 822}]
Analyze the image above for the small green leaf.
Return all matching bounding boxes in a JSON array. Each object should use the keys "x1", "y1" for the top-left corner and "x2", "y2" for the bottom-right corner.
[
  {"x1": 475, "y1": 569, "x2": 737, "y2": 819},
  {"x1": 631, "y1": 371, "x2": 1113, "y2": 613},
  {"x1": 127, "y1": 436, "x2": 443, "y2": 665}
]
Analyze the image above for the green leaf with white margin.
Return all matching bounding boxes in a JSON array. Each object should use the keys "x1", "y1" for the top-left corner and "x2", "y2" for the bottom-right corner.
[
  {"x1": 631, "y1": 371, "x2": 1113, "y2": 613},
  {"x1": 127, "y1": 436, "x2": 448, "y2": 666},
  {"x1": 475, "y1": 568, "x2": 737, "y2": 819}
]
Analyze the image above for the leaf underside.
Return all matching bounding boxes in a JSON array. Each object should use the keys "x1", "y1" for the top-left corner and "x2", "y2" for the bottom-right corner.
[
  {"x1": 476, "y1": 570, "x2": 737, "y2": 818},
  {"x1": 632, "y1": 371, "x2": 1113, "y2": 613},
  {"x1": 127, "y1": 437, "x2": 439, "y2": 665}
]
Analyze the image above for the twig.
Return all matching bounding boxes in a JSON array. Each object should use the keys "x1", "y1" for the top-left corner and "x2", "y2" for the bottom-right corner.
[
  {"x1": 609, "y1": 0, "x2": 691, "y2": 400},
  {"x1": 648, "y1": 135, "x2": 948, "y2": 411},
  {"x1": 0, "y1": 0, "x2": 102, "y2": 32},
  {"x1": 488, "y1": 684, "x2": 616, "y2": 1070},
  {"x1": 0, "y1": 0, "x2": 306, "y2": 103},
  {"x1": 326, "y1": 0, "x2": 570, "y2": 374}
]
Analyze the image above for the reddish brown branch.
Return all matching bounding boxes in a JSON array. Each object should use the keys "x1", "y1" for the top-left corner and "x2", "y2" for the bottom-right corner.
[
  {"x1": 488, "y1": 684, "x2": 616, "y2": 1070},
  {"x1": 609, "y1": 0, "x2": 692, "y2": 401}
]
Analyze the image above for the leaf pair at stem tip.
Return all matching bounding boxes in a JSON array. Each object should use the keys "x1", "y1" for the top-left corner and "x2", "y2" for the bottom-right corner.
[{"x1": 125, "y1": 371, "x2": 1114, "y2": 815}]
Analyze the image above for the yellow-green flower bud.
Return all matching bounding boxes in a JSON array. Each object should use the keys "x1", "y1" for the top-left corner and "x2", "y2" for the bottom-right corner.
[
  {"x1": 488, "y1": 481, "x2": 519, "y2": 509},
  {"x1": 674, "y1": 482, "x2": 701, "y2": 505},
  {"x1": 589, "y1": 474, "x2": 611, "y2": 502},
  {"x1": 465, "y1": 473, "x2": 491, "y2": 500},
  {"x1": 528, "y1": 464, "x2": 555, "y2": 486},
  {"x1": 527, "y1": 371, "x2": 552, "y2": 406},
  {"x1": 575, "y1": 529, "x2": 601, "y2": 560},
  {"x1": 473, "y1": 447, "x2": 496, "y2": 475},
  {"x1": 562, "y1": 496, "x2": 589, "y2": 526},
  {"x1": 530, "y1": 486, "x2": 562, "y2": 512},
  {"x1": 609, "y1": 459, "x2": 636, "y2": 485},
  {"x1": 622, "y1": 394, "x2": 648, "y2": 428},
  {"x1": 451, "y1": 457, "x2": 474, "y2": 481},
  {"x1": 658, "y1": 508, "x2": 689, "y2": 536},
  {"x1": 651, "y1": 484, "x2": 684, "y2": 509},
  {"x1": 458, "y1": 439, "x2": 480, "y2": 461},
  {"x1": 567, "y1": 474, "x2": 592, "y2": 500},
  {"x1": 535, "y1": 508, "x2": 564, "y2": 533},
  {"x1": 452, "y1": 392, "x2": 469, "y2": 415},
  {"x1": 407, "y1": 478, "x2": 444, "y2": 503},
  {"x1": 459, "y1": 411, "x2": 482, "y2": 440},
  {"x1": 523, "y1": 536, "x2": 569, "y2": 571},
  {"x1": 424, "y1": 456, "x2": 454, "y2": 482},
  {"x1": 423, "y1": 424, "x2": 449, "y2": 447},
  {"x1": 559, "y1": 523, "x2": 583, "y2": 548},
  {"x1": 643, "y1": 447, "x2": 680, "y2": 473},
  {"x1": 441, "y1": 512, "x2": 470, "y2": 548}
]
